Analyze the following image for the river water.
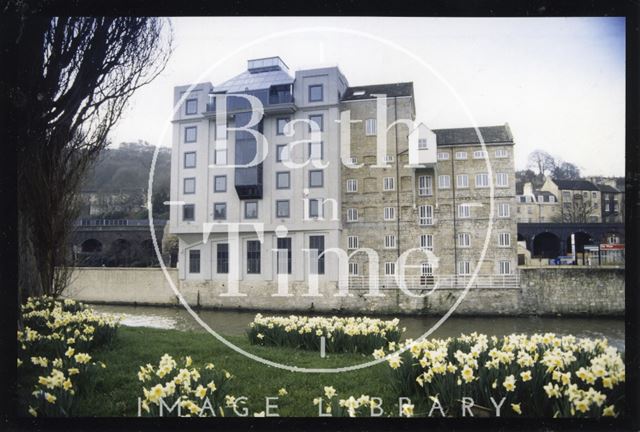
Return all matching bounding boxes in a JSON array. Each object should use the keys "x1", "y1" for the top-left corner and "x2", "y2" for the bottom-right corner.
[{"x1": 91, "y1": 304, "x2": 625, "y2": 352}]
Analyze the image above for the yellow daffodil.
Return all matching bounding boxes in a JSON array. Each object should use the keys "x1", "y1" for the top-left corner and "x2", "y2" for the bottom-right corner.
[
  {"x1": 278, "y1": 388, "x2": 288, "y2": 396},
  {"x1": 324, "y1": 386, "x2": 336, "y2": 399},
  {"x1": 520, "y1": 370, "x2": 532, "y2": 382},
  {"x1": 511, "y1": 403, "x2": 522, "y2": 415},
  {"x1": 602, "y1": 405, "x2": 616, "y2": 417},
  {"x1": 401, "y1": 403, "x2": 414, "y2": 417}
]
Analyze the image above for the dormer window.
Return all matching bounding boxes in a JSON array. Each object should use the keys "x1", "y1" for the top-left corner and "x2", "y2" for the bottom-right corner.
[{"x1": 418, "y1": 139, "x2": 428, "y2": 149}]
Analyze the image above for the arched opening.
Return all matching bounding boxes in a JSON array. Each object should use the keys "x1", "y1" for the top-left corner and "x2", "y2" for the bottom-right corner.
[
  {"x1": 106, "y1": 238, "x2": 133, "y2": 267},
  {"x1": 517, "y1": 233, "x2": 525, "y2": 242},
  {"x1": 532, "y1": 232, "x2": 561, "y2": 258},
  {"x1": 566, "y1": 231, "x2": 592, "y2": 254},
  {"x1": 81, "y1": 238, "x2": 102, "y2": 253}
]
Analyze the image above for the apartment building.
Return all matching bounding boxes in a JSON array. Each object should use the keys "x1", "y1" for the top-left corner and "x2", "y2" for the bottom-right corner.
[
  {"x1": 170, "y1": 57, "x2": 347, "y2": 288},
  {"x1": 515, "y1": 181, "x2": 560, "y2": 223},
  {"x1": 170, "y1": 56, "x2": 518, "y2": 293},
  {"x1": 540, "y1": 178, "x2": 602, "y2": 223}
]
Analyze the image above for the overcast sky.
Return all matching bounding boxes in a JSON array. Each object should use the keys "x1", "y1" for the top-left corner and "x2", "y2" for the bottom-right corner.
[{"x1": 110, "y1": 17, "x2": 625, "y2": 176}]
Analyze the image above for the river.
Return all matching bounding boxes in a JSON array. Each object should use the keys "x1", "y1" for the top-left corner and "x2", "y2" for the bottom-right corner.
[{"x1": 90, "y1": 304, "x2": 625, "y2": 352}]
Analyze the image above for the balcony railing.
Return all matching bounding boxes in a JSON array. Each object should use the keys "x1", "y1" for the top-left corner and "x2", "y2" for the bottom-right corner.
[
  {"x1": 346, "y1": 273, "x2": 520, "y2": 291},
  {"x1": 75, "y1": 219, "x2": 168, "y2": 227}
]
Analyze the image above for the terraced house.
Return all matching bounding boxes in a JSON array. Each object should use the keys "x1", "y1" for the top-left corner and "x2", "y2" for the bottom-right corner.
[{"x1": 170, "y1": 57, "x2": 518, "y2": 297}]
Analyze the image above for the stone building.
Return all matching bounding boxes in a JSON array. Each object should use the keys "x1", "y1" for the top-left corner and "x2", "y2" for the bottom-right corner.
[
  {"x1": 170, "y1": 57, "x2": 518, "y2": 294},
  {"x1": 540, "y1": 178, "x2": 602, "y2": 223},
  {"x1": 597, "y1": 183, "x2": 624, "y2": 224},
  {"x1": 515, "y1": 181, "x2": 560, "y2": 223}
]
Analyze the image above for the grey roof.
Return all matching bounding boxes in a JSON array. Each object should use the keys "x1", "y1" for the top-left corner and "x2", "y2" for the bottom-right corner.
[
  {"x1": 433, "y1": 124, "x2": 513, "y2": 146},
  {"x1": 341, "y1": 82, "x2": 414, "y2": 101},
  {"x1": 597, "y1": 183, "x2": 620, "y2": 193},
  {"x1": 215, "y1": 69, "x2": 294, "y2": 93},
  {"x1": 535, "y1": 190, "x2": 556, "y2": 198},
  {"x1": 553, "y1": 179, "x2": 599, "y2": 191}
]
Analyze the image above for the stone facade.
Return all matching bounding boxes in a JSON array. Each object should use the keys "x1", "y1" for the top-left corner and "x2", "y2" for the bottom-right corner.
[{"x1": 540, "y1": 178, "x2": 602, "y2": 223}]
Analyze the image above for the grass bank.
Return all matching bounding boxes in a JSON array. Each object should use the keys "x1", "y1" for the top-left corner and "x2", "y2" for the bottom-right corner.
[{"x1": 73, "y1": 326, "x2": 397, "y2": 417}]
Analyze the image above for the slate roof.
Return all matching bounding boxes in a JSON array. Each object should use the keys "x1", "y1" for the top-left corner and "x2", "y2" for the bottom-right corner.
[
  {"x1": 597, "y1": 183, "x2": 620, "y2": 193},
  {"x1": 341, "y1": 82, "x2": 414, "y2": 101},
  {"x1": 553, "y1": 179, "x2": 599, "y2": 191},
  {"x1": 215, "y1": 69, "x2": 294, "y2": 93},
  {"x1": 432, "y1": 124, "x2": 513, "y2": 146}
]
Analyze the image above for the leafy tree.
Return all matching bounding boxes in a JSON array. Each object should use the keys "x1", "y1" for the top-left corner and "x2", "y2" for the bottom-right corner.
[{"x1": 6, "y1": 14, "x2": 172, "y2": 303}]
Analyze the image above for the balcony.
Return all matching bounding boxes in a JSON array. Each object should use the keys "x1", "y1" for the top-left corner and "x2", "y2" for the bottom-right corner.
[{"x1": 204, "y1": 87, "x2": 295, "y2": 118}]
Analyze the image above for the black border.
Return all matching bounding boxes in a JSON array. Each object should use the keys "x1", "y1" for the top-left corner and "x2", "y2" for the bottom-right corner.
[{"x1": 1, "y1": 0, "x2": 639, "y2": 430}]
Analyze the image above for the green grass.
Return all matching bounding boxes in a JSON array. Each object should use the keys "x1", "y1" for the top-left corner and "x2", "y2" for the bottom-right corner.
[{"x1": 73, "y1": 326, "x2": 399, "y2": 417}]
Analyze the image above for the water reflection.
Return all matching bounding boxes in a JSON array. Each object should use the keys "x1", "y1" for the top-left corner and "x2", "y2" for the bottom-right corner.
[{"x1": 92, "y1": 304, "x2": 625, "y2": 352}]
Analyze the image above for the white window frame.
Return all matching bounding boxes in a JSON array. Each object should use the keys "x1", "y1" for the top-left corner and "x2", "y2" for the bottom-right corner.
[
  {"x1": 496, "y1": 172, "x2": 509, "y2": 187},
  {"x1": 418, "y1": 205, "x2": 433, "y2": 226},
  {"x1": 418, "y1": 175, "x2": 433, "y2": 196},
  {"x1": 384, "y1": 262, "x2": 396, "y2": 276},
  {"x1": 420, "y1": 234, "x2": 433, "y2": 251},
  {"x1": 437, "y1": 151, "x2": 449, "y2": 160},
  {"x1": 384, "y1": 207, "x2": 396, "y2": 221},
  {"x1": 458, "y1": 203, "x2": 471, "y2": 218},
  {"x1": 499, "y1": 260, "x2": 511, "y2": 275},
  {"x1": 346, "y1": 179, "x2": 358, "y2": 193},
  {"x1": 383, "y1": 155, "x2": 394, "y2": 163},
  {"x1": 418, "y1": 138, "x2": 428, "y2": 149},
  {"x1": 347, "y1": 208, "x2": 359, "y2": 222},
  {"x1": 438, "y1": 175, "x2": 451, "y2": 189},
  {"x1": 475, "y1": 173, "x2": 489, "y2": 188},
  {"x1": 458, "y1": 261, "x2": 471, "y2": 275},
  {"x1": 456, "y1": 174, "x2": 469, "y2": 188},
  {"x1": 455, "y1": 151, "x2": 467, "y2": 160},
  {"x1": 498, "y1": 203, "x2": 510, "y2": 218},
  {"x1": 384, "y1": 235, "x2": 397, "y2": 249},
  {"x1": 473, "y1": 150, "x2": 488, "y2": 159},
  {"x1": 458, "y1": 233, "x2": 471, "y2": 248},
  {"x1": 495, "y1": 149, "x2": 508, "y2": 158},
  {"x1": 383, "y1": 177, "x2": 395, "y2": 191},
  {"x1": 349, "y1": 262, "x2": 359, "y2": 276},
  {"x1": 498, "y1": 232, "x2": 511, "y2": 247},
  {"x1": 365, "y1": 118, "x2": 377, "y2": 136},
  {"x1": 347, "y1": 236, "x2": 359, "y2": 250}
]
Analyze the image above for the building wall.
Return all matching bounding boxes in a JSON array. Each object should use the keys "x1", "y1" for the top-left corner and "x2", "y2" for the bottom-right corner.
[{"x1": 62, "y1": 267, "x2": 624, "y2": 316}]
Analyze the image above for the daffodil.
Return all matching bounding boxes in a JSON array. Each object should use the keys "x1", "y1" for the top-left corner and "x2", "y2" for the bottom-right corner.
[
  {"x1": 520, "y1": 370, "x2": 532, "y2": 382},
  {"x1": 602, "y1": 405, "x2": 616, "y2": 417},
  {"x1": 511, "y1": 403, "x2": 522, "y2": 415},
  {"x1": 324, "y1": 386, "x2": 336, "y2": 399},
  {"x1": 278, "y1": 388, "x2": 288, "y2": 396},
  {"x1": 401, "y1": 403, "x2": 414, "y2": 417}
]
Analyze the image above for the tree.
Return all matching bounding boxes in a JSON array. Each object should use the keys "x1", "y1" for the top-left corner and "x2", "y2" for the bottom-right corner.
[
  {"x1": 553, "y1": 193, "x2": 599, "y2": 223},
  {"x1": 552, "y1": 161, "x2": 581, "y2": 180},
  {"x1": 527, "y1": 150, "x2": 557, "y2": 177},
  {"x1": 7, "y1": 15, "x2": 172, "y2": 303}
]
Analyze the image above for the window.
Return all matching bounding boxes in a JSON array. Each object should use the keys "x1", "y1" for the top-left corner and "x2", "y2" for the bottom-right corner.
[
  {"x1": 496, "y1": 173, "x2": 509, "y2": 187},
  {"x1": 605, "y1": 201, "x2": 611, "y2": 212},
  {"x1": 385, "y1": 262, "x2": 396, "y2": 276},
  {"x1": 473, "y1": 150, "x2": 488, "y2": 159},
  {"x1": 498, "y1": 203, "x2": 510, "y2": 218},
  {"x1": 308, "y1": 140, "x2": 323, "y2": 160},
  {"x1": 420, "y1": 234, "x2": 433, "y2": 251},
  {"x1": 188, "y1": 250, "x2": 200, "y2": 273},
  {"x1": 183, "y1": 177, "x2": 196, "y2": 194},
  {"x1": 309, "y1": 84, "x2": 323, "y2": 102},
  {"x1": 214, "y1": 175, "x2": 226, "y2": 192},
  {"x1": 437, "y1": 152, "x2": 449, "y2": 160},
  {"x1": 309, "y1": 235, "x2": 325, "y2": 274},
  {"x1": 455, "y1": 151, "x2": 467, "y2": 160},
  {"x1": 418, "y1": 138, "x2": 428, "y2": 149},
  {"x1": 498, "y1": 232, "x2": 511, "y2": 247},
  {"x1": 348, "y1": 236, "x2": 359, "y2": 250},
  {"x1": 475, "y1": 173, "x2": 489, "y2": 188},
  {"x1": 383, "y1": 177, "x2": 395, "y2": 191},
  {"x1": 276, "y1": 171, "x2": 290, "y2": 189},
  {"x1": 276, "y1": 200, "x2": 290, "y2": 218},
  {"x1": 276, "y1": 117, "x2": 289, "y2": 135},
  {"x1": 365, "y1": 118, "x2": 377, "y2": 136},
  {"x1": 213, "y1": 203, "x2": 227, "y2": 220},
  {"x1": 384, "y1": 155, "x2": 394, "y2": 163},
  {"x1": 276, "y1": 237, "x2": 292, "y2": 274},
  {"x1": 349, "y1": 262, "x2": 359, "y2": 276},
  {"x1": 347, "y1": 208, "x2": 358, "y2": 222},
  {"x1": 418, "y1": 205, "x2": 433, "y2": 226},
  {"x1": 458, "y1": 233, "x2": 471, "y2": 247},
  {"x1": 183, "y1": 204, "x2": 195, "y2": 221},
  {"x1": 456, "y1": 174, "x2": 469, "y2": 188},
  {"x1": 421, "y1": 263, "x2": 433, "y2": 277},
  {"x1": 384, "y1": 207, "x2": 396, "y2": 221},
  {"x1": 458, "y1": 261, "x2": 471, "y2": 275},
  {"x1": 418, "y1": 175, "x2": 433, "y2": 196},
  {"x1": 499, "y1": 260, "x2": 511, "y2": 275},
  {"x1": 528, "y1": 207, "x2": 533, "y2": 215},
  {"x1": 309, "y1": 170, "x2": 324, "y2": 187},
  {"x1": 245, "y1": 201, "x2": 258, "y2": 219},
  {"x1": 276, "y1": 144, "x2": 289, "y2": 162},
  {"x1": 309, "y1": 199, "x2": 321, "y2": 218},
  {"x1": 216, "y1": 243, "x2": 228, "y2": 274},
  {"x1": 458, "y1": 204, "x2": 471, "y2": 218},
  {"x1": 592, "y1": 191, "x2": 597, "y2": 199},
  {"x1": 549, "y1": 196, "x2": 556, "y2": 203},
  {"x1": 583, "y1": 191, "x2": 588, "y2": 198},
  {"x1": 185, "y1": 98, "x2": 198, "y2": 115},
  {"x1": 184, "y1": 126, "x2": 197, "y2": 143},
  {"x1": 184, "y1": 152, "x2": 196, "y2": 168},
  {"x1": 438, "y1": 175, "x2": 451, "y2": 189},
  {"x1": 309, "y1": 114, "x2": 323, "y2": 132},
  {"x1": 247, "y1": 240, "x2": 261, "y2": 274},
  {"x1": 348, "y1": 157, "x2": 358, "y2": 165},
  {"x1": 495, "y1": 149, "x2": 508, "y2": 158},
  {"x1": 384, "y1": 235, "x2": 396, "y2": 249},
  {"x1": 562, "y1": 191, "x2": 571, "y2": 200}
]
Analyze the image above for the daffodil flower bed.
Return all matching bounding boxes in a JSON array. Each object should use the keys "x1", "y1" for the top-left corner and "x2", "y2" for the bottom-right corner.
[
  {"x1": 312, "y1": 386, "x2": 385, "y2": 417},
  {"x1": 375, "y1": 332, "x2": 624, "y2": 418},
  {"x1": 17, "y1": 296, "x2": 120, "y2": 417},
  {"x1": 137, "y1": 354, "x2": 236, "y2": 417},
  {"x1": 247, "y1": 314, "x2": 404, "y2": 354}
]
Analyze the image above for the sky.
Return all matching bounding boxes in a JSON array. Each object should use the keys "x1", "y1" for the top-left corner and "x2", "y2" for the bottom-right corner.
[{"x1": 110, "y1": 17, "x2": 626, "y2": 176}]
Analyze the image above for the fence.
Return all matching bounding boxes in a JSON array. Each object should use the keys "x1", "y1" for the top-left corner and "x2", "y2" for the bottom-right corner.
[{"x1": 347, "y1": 273, "x2": 520, "y2": 291}]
